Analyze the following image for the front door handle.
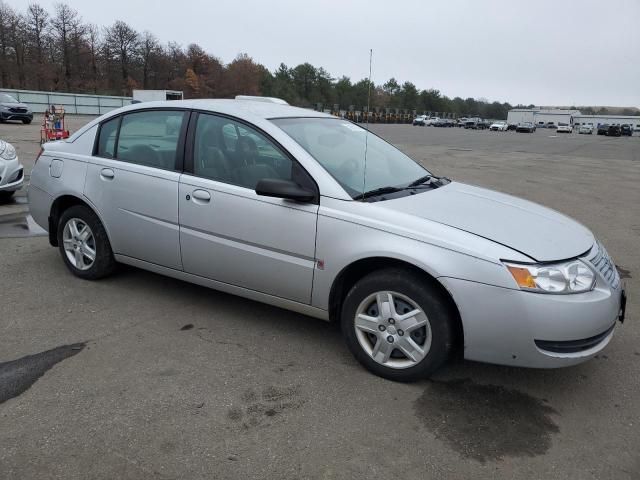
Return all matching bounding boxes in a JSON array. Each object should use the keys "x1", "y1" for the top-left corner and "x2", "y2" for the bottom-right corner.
[
  {"x1": 100, "y1": 168, "x2": 115, "y2": 180},
  {"x1": 192, "y1": 189, "x2": 211, "y2": 202}
]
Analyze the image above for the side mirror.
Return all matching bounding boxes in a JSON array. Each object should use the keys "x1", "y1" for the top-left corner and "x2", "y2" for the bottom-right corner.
[{"x1": 255, "y1": 178, "x2": 316, "y2": 203}]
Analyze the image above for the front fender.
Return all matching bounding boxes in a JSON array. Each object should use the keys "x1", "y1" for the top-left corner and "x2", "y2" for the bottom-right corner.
[{"x1": 311, "y1": 209, "x2": 519, "y2": 311}]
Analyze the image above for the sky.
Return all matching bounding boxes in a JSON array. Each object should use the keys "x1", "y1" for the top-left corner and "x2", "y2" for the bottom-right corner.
[{"x1": 6, "y1": 0, "x2": 640, "y2": 107}]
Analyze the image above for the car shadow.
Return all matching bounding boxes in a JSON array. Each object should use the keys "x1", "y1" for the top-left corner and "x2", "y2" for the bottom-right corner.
[{"x1": 110, "y1": 263, "x2": 341, "y2": 336}]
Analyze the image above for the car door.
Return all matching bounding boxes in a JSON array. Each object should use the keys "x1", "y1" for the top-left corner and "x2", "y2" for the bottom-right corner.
[
  {"x1": 178, "y1": 112, "x2": 319, "y2": 304},
  {"x1": 84, "y1": 109, "x2": 188, "y2": 270}
]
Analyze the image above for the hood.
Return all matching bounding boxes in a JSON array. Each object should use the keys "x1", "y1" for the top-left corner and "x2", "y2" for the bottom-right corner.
[
  {"x1": 378, "y1": 182, "x2": 594, "y2": 262},
  {"x1": 1, "y1": 101, "x2": 30, "y2": 109}
]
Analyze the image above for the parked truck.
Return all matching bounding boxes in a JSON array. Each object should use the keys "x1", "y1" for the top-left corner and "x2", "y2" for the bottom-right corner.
[{"x1": 132, "y1": 90, "x2": 184, "y2": 103}]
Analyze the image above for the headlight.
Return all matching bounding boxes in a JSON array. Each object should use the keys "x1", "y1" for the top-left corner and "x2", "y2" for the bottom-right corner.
[
  {"x1": 0, "y1": 140, "x2": 17, "y2": 160},
  {"x1": 504, "y1": 260, "x2": 595, "y2": 294}
]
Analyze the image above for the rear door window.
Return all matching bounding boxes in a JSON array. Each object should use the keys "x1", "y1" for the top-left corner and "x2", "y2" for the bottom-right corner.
[
  {"x1": 114, "y1": 110, "x2": 186, "y2": 170},
  {"x1": 96, "y1": 116, "x2": 120, "y2": 158}
]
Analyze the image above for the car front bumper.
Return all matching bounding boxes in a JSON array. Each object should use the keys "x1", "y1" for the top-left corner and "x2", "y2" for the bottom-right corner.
[
  {"x1": 0, "y1": 110, "x2": 33, "y2": 122},
  {"x1": 440, "y1": 275, "x2": 625, "y2": 368},
  {"x1": 0, "y1": 157, "x2": 24, "y2": 192}
]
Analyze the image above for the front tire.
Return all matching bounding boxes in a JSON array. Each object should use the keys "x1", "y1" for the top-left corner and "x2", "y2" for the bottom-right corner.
[
  {"x1": 341, "y1": 269, "x2": 454, "y2": 382},
  {"x1": 57, "y1": 205, "x2": 116, "y2": 280},
  {"x1": 22, "y1": 118, "x2": 32, "y2": 125}
]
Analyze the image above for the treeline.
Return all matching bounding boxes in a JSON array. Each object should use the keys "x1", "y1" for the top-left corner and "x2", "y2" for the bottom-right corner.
[{"x1": 0, "y1": 2, "x2": 526, "y2": 118}]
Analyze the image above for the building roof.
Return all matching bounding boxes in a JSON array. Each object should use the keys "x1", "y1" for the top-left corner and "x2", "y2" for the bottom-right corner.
[
  {"x1": 574, "y1": 114, "x2": 640, "y2": 119},
  {"x1": 509, "y1": 108, "x2": 580, "y2": 115}
]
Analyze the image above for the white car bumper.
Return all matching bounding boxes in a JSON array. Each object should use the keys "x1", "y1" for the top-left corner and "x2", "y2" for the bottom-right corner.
[{"x1": 0, "y1": 157, "x2": 24, "y2": 192}]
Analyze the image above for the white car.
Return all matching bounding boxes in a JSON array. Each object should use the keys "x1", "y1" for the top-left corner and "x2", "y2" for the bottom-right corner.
[
  {"x1": 557, "y1": 123, "x2": 573, "y2": 133},
  {"x1": 489, "y1": 121, "x2": 508, "y2": 131},
  {"x1": 0, "y1": 139, "x2": 24, "y2": 201},
  {"x1": 579, "y1": 124, "x2": 594, "y2": 134},
  {"x1": 412, "y1": 115, "x2": 427, "y2": 126},
  {"x1": 425, "y1": 117, "x2": 440, "y2": 126}
]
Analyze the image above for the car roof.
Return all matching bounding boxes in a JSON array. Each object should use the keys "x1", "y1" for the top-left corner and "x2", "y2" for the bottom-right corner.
[
  {"x1": 125, "y1": 99, "x2": 331, "y2": 120},
  {"x1": 67, "y1": 99, "x2": 334, "y2": 142}
]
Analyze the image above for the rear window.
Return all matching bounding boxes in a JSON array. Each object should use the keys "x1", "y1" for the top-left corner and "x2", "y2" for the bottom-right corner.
[{"x1": 95, "y1": 110, "x2": 186, "y2": 170}]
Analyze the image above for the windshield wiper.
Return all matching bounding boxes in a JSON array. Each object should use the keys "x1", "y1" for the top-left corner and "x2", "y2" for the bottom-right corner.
[
  {"x1": 359, "y1": 186, "x2": 404, "y2": 200},
  {"x1": 359, "y1": 175, "x2": 449, "y2": 200},
  {"x1": 407, "y1": 174, "x2": 433, "y2": 187}
]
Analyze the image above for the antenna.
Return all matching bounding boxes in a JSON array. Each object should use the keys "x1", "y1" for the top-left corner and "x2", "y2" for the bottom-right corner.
[{"x1": 361, "y1": 48, "x2": 373, "y2": 199}]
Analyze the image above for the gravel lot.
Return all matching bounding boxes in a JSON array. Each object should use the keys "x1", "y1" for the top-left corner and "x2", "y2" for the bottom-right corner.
[{"x1": 1, "y1": 116, "x2": 638, "y2": 479}]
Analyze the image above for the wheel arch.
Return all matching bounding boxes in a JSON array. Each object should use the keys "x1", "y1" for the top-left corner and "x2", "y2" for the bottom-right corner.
[
  {"x1": 328, "y1": 256, "x2": 464, "y2": 353},
  {"x1": 48, "y1": 194, "x2": 111, "y2": 248}
]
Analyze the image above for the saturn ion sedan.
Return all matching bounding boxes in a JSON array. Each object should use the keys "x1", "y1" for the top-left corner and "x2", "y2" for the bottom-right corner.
[{"x1": 28, "y1": 97, "x2": 626, "y2": 381}]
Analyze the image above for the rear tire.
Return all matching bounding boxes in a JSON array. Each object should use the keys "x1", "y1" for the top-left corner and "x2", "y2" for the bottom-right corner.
[
  {"x1": 341, "y1": 268, "x2": 454, "y2": 382},
  {"x1": 57, "y1": 205, "x2": 116, "y2": 280}
]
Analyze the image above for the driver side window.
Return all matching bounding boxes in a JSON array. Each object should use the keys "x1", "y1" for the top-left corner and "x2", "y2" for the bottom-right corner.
[{"x1": 193, "y1": 114, "x2": 297, "y2": 190}]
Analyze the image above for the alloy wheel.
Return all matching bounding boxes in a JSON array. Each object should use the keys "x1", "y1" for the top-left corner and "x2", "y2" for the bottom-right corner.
[
  {"x1": 62, "y1": 218, "x2": 96, "y2": 271},
  {"x1": 354, "y1": 291, "x2": 432, "y2": 369}
]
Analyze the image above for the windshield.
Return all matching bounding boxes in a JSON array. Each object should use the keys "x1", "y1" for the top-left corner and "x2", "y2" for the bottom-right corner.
[
  {"x1": 0, "y1": 93, "x2": 18, "y2": 103},
  {"x1": 271, "y1": 117, "x2": 430, "y2": 198}
]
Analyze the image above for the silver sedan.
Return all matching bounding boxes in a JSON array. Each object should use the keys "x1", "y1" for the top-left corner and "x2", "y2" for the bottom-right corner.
[{"x1": 28, "y1": 98, "x2": 626, "y2": 381}]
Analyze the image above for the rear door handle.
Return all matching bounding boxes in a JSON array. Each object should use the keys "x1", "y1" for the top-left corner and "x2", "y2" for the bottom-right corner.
[
  {"x1": 100, "y1": 168, "x2": 115, "y2": 180},
  {"x1": 192, "y1": 189, "x2": 211, "y2": 202}
]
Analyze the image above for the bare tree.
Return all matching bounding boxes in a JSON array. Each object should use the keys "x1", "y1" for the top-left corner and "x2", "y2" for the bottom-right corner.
[
  {"x1": 104, "y1": 20, "x2": 139, "y2": 94},
  {"x1": 26, "y1": 2, "x2": 49, "y2": 89},
  {"x1": 138, "y1": 31, "x2": 159, "y2": 89},
  {"x1": 164, "y1": 41, "x2": 186, "y2": 90},
  {"x1": 0, "y1": 1, "x2": 16, "y2": 87},
  {"x1": 50, "y1": 3, "x2": 83, "y2": 90},
  {"x1": 86, "y1": 24, "x2": 100, "y2": 93},
  {"x1": 69, "y1": 19, "x2": 87, "y2": 89},
  {"x1": 9, "y1": 12, "x2": 28, "y2": 88}
]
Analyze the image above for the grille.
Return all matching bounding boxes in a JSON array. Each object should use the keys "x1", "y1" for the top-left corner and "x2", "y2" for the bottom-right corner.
[
  {"x1": 585, "y1": 241, "x2": 620, "y2": 290},
  {"x1": 9, "y1": 107, "x2": 27, "y2": 113}
]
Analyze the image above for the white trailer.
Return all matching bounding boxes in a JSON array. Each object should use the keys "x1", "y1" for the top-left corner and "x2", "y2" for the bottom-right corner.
[
  {"x1": 132, "y1": 90, "x2": 184, "y2": 103},
  {"x1": 507, "y1": 109, "x2": 536, "y2": 125}
]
